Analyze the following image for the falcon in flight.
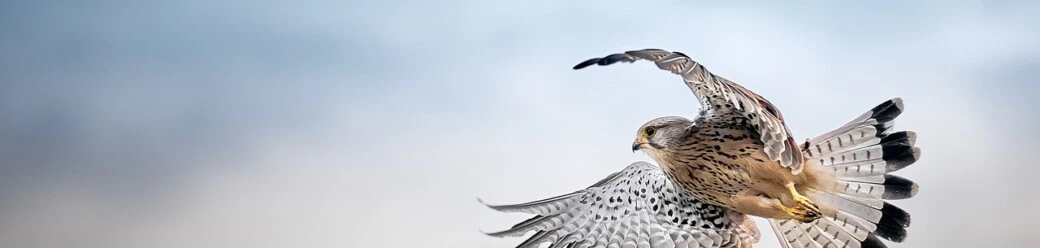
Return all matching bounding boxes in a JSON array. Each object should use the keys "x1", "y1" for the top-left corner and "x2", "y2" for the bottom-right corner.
[{"x1": 480, "y1": 49, "x2": 921, "y2": 248}]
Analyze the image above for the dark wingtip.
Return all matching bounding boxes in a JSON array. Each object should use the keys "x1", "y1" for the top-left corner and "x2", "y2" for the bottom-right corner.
[
  {"x1": 573, "y1": 57, "x2": 602, "y2": 70},
  {"x1": 573, "y1": 52, "x2": 643, "y2": 70},
  {"x1": 600, "y1": 54, "x2": 630, "y2": 65}
]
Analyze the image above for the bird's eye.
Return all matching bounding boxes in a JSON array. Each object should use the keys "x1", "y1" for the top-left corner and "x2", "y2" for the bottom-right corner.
[{"x1": 644, "y1": 127, "x2": 656, "y2": 136}]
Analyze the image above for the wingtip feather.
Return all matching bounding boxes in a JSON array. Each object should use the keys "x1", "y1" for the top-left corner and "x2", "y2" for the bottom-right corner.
[
  {"x1": 479, "y1": 228, "x2": 502, "y2": 237},
  {"x1": 572, "y1": 58, "x2": 600, "y2": 70}
]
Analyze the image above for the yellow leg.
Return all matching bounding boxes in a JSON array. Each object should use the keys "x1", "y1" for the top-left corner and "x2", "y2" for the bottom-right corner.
[
  {"x1": 730, "y1": 190, "x2": 820, "y2": 223},
  {"x1": 785, "y1": 182, "x2": 821, "y2": 214}
]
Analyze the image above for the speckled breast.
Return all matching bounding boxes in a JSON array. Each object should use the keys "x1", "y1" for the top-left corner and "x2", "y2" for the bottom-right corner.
[{"x1": 660, "y1": 114, "x2": 763, "y2": 207}]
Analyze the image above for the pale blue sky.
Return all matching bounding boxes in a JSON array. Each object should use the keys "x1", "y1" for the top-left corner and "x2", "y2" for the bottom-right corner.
[{"x1": 0, "y1": 1, "x2": 1037, "y2": 247}]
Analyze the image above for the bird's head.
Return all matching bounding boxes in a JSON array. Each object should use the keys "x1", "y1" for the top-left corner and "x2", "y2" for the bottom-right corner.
[{"x1": 632, "y1": 116, "x2": 694, "y2": 158}]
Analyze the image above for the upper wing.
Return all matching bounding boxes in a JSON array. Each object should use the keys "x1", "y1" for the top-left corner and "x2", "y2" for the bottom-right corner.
[
  {"x1": 573, "y1": 49, "x2": 805, "y2": 174},
  {"x1": 480, "y1": 162, "x2": 757, "y2": 248}
]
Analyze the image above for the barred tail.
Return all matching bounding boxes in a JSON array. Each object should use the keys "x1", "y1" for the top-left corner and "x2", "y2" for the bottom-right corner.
[{"x1": 770, "y1": 98, "x2": 921, "y2": 248}]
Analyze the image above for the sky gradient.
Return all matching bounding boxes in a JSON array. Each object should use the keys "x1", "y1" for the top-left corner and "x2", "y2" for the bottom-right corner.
[{"x1": 1, "y1": 1, "x2": 1038, "y2": 247}]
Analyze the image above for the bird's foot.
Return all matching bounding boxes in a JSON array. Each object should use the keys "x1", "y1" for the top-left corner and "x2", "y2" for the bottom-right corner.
[
  {"x1": 784, "y1": 183, "x2": 821, "y2": 223},
  {"x1": 780, "y1": 204, "x2": 821, "y2": 223},
  {"x1": 792, "y1": 194, "x2": 821, "y2": 213},
  {"x1": 785, "y1": 182, "x2": 821, "y2": 212}
]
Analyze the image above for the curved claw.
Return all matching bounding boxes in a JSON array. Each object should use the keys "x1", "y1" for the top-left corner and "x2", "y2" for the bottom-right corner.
[
  {"x1": 793, "y1": 195, "x2": 821, "y2": 213},
  {"x1": 784, "y1": 183, "x2": 821, "y2": 213},
  {"x1": 782, "y1": 204, "x2": 822, "y2": 223}
]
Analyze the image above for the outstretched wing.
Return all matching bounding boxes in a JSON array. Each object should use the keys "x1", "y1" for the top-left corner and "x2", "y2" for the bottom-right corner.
[
  {"x1": 573, "y1": 49, "x2": 806, "y2": 174},
  {"x1": 480, "y1": 162, "x2": 758, "y2": 248}
]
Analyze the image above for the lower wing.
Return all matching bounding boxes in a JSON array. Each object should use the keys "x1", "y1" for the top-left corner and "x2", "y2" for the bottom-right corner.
[{"x1": 480, "y1": 162, "x2": 759, "y2": 248}]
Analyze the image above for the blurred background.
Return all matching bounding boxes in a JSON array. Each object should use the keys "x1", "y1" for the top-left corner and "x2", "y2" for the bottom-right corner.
[{"x1": 1, "y1": 1, "x2": 1037, "y2": 247}]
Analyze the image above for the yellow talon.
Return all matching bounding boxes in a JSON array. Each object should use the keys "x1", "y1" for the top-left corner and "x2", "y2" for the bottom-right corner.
[
  {"x1": 786, "y1": 183, "x2": 821, "y2": 212},
  {"x1": 784, "y1": 183, "x2": 821, "y2": 222},
  {"x1": 778, "y1": 202, "x2": 820, "y2": 223}
]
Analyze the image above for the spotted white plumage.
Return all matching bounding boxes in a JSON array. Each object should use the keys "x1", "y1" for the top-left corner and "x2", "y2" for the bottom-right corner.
[
  {"x1": 573, "y1": 49, "x2": 805, "y2": 174},
  {"x1": 480, "y1": 162, "x2": 758, "y2": 248}
]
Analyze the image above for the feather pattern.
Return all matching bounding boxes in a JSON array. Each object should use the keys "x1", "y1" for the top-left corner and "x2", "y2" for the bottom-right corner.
[
  {"x1": 769, "y1": 98, "x2": 921, "y2": 248},
  {"x1": 573, "y1": 49, "x2": 806, "y2": 174},
  {"x1": 481, "y1": 162, "x2": 756, "y2": 248}
]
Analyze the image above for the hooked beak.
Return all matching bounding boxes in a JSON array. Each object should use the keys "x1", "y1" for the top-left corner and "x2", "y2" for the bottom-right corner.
[{"x1": 631, "y1": 140, "x2": 643, "y2": 152}]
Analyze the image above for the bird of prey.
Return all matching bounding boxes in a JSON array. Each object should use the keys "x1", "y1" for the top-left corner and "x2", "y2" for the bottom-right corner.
[{"x1": 480, "y1": 49, "x2": 921, "y2": 248}]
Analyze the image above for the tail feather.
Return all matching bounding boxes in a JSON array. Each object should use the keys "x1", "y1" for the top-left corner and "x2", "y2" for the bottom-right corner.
[
  {"x1": 879, "y1": 175, "x2": 918, "y2": 200},
  {"x1": 874, "y1": 203, "x2": 911, "y2": 242},
  {"x1": 815, "y1": 214, "x2": 869, "y2": 241},
  {"x1": 769, "y1": 98, "x2": 921, "y2": 248},
  {"x1": 832, "y1": 174, "x2": 917, "y2": 202},
  {"x1": 833, "y1": 207, "x2": 877, "y2": 232},
  {"x1": 861, "y1": 235, "x2": 889, "y2": 248},
  {"x1": 814, "y1": 192, "x2": 882, "y2": 223}
]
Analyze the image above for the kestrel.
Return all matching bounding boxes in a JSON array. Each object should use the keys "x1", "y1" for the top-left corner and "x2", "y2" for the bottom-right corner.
[{"x1": 481, "y1": 49, "x2": 921, "y2": 248}]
